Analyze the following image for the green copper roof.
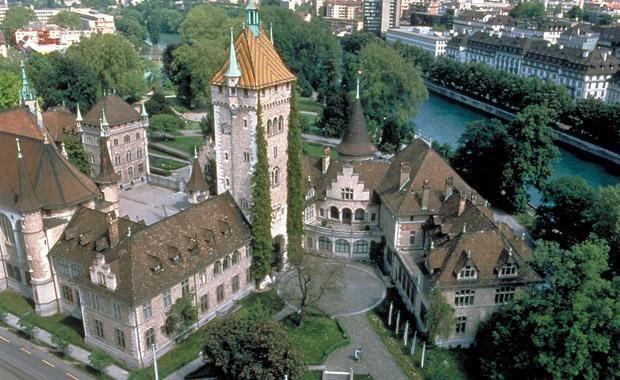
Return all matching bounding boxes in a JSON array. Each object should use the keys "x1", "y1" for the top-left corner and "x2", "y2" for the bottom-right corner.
[
  {"x1": 20, "y1": 62, "x2": 35, "y2": 103},
  {"x1": 225, "y1": 28, "x2": 241, "y2": 78}
]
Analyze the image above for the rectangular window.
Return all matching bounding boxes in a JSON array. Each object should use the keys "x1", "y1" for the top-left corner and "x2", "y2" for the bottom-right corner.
[
  {"x1": 273, "y1": 146, "x2": 278, "y2": 158},
  {"x1": 136, "y1": 132, "x2": 140, "y2": 139},
  {"x1": 319, "y1": 208, "x2": 324, "y2": 217},
  {"x1": 217, "y1": 284, "x2": 225, "y2": 303},
  {"x1": 182, "y1": 279, "x2": 190, "y2": 296},
  {"x1": 200, "y1": 294, "x2": 209, "y2": 312},
  {"x1": 499, "y1": 263, "x2": 517, "y2": 277},
  {"x1": 246, "y1": 271, "x2": 252, "y2": 284},
  {"x1": 142, "y1": 301, "x2": 152, "y2": 321},
  {"x1": 305, "y1": 206, "x2": 314, "y2": 221},
  {"x1": 199, "y1": 271, "x2": 207, "y2": 287},
  {"x1": 94, "y1": 319, "x2": 104, "y2": 338},
  {"x1": 70, "y1": 264, "x2": 80, "y2": 277},
  {"x1": 371, "y1": 213, "x2": 376, "y2": 221},
  {"x1": 454, "y1": 289, "x2": 475, "y2": 307},
  {"x1": 495, "y1": 286, "x2": 516, "y2": 304},
  {"x1": 113, "y1": 139, "x2": 118, "y2": 146},
  {"x1": 57, "y1": 259, "x2": 70, "y2": 277},
  {"x1": 458, "y1": 265, "x2": 477, "y2": 279},
  {"x1": 145, "y1": 328, "x2": 155, "y2": 347},
  {"x1": 455, "y1": 316, "x2": 466, "y2": 334},
  {"x1": 341, "y1": 187, "x2": 354, "y2": 200},
  {"x1": 409, "y1": 231, "x2": 415, "y2": 245},
  {"x1": 232, "y1": 275, "x2": 239, "y2": 292},
  {"x1": 62, "y1": 285, "x2": 74, "y2": 303},
  {"x1": 112, "y1": 301, "x2": 122, "y2": 320},
  {"x1": 243, "y1": 152, "x2": 250, "y2": 162},
  {"x1": 92, "y1": 293, "x2": 100, "y2": 311},
  {"x1": 115, "y1": 328, "x2": 126, "y2": 348},
  {"x1": 163, "y1": 289, "x2": 172, "y2": 308}
]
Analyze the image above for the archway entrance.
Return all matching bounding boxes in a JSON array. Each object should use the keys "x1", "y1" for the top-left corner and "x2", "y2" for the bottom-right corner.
[{"x1": 342, "y1": 208, "x2": 352, "y2": 225}]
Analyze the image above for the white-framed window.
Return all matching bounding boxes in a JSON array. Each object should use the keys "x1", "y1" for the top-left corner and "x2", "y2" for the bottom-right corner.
[
  {"x1": 162, "y1": 289, "x2": 172, "y2": 308},
  {"x1": 271, "y1": 167, "x2": 280, "y2": 187},
  {"x1": 454, "y1": 289, "x2": 475, "y2": 307},
  {"x1": 199, "y1": 270, "x2": 207, "y2": 286},
  {"x1": 243, "y1": 152, "x2": 250, "y2": 162},
  {"x1": 499, "y1": 262, "x2": 517, "y2": 277},
  {"x1": 455, "y1": 316, "x2": 466, "y2": 334},
  {"x1": 142, "y1": 301, "x2": 152, "y2": 320},
  {"x1": 305, "y1": 205, "x2": 314, "y2": 220},
  {"x1": 94, "y1": 319, "x2": 104, "y2": 338},
  {"x1": 341, "y1": 187, "x2": 353, "y2": 200},
  {"x1": 112, "y1": 301, "x2": 122, "y2": 320},
  {"x1": 145, "y1": 328, "x2": 155, "y2": 347},
  {"x1": 495, "y1": 286, "x2": 516, "y2": 304},
  {"x1": 126, "y1": 151, "x2": 132, "y2": 162},
  {"x1": 306, "y1": 188, "x2": 315, "y2": 199},
  {"x1": 115, "y1": 328, "x2": 126, "y2": 348},
  {"x1": 91, "y1": 293, "x2": 100, "y2": 311},
  {"x1": 458, "y1": 265, "x2": 477, "y2": 280}
]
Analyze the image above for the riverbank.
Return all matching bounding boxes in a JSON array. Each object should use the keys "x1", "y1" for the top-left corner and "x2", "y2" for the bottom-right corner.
[{"x1": 424, "y1": 81, "x2": 620, "y2": 167}]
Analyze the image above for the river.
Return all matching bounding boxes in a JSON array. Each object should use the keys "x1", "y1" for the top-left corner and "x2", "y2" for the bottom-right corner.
[{"x1": 412, "y1": 93, "x2": 620, "y2": 206}]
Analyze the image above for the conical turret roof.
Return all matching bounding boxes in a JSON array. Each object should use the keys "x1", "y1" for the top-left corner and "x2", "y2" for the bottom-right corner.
[
  {"x1": 15, "y1": 138, "x2": 41, "y2": 212},
  {"x1": 96, "y1": 136, "x2": 119, "y2": 185},
  {"x1": 335, "y1": 98, "x2": 377, "y2": 161},
  {"x1": 187, "y1": 154, "x2": 208, "y2": 193}
]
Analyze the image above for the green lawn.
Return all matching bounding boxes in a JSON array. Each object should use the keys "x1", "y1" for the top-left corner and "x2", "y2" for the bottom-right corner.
[
  {"x1": 0, "y1": 291, "x2": 86, "y2": 349},
  {"x1": 148, "y1": 147, "x2": 176, "y2": 159},
  {"x1": 283, "y1": 315, "x2": 350, "y2": 365},
  {"x1": 157, "y1": 136, "x2": 204, "y2": 156},
  {"x1": 236, "y1": 289, "x2": 284, "y2": 317},
  {"x1": 149, "y1": 156, "x2": 187, "y2": 171},
  {"x1": 366, "y1": 312, "x2": 469, "y2": 380},
  {"x1": 302, "y1": 142, "x2": 339, "y2": 159},
  {"x1": 165, "y1": 97, "x2": 189, "y2": 113},
  {"x1": 297, "y1": 96, "x2": 323, "y2": 114}
]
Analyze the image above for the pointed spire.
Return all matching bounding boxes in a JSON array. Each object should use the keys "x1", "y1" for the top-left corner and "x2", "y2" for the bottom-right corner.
[
  {"x1": 76, "y1": 103, "x2": 82, "y2": 122},
  {"x1": 15, "y1": 138, "x2": 41, "y2": 212},
  {"x1": 20, "y1": 61, "x2": 35, "y2": 104},
  {"x1": 99, "y1": 118, "x2": 106, "y2": 137},
  {"x1": 193, "y1": 145, "x2": 198, "y2": 159},
  {"x1": 187, "y1": 154, "x2": 208, "y2": 195},
  {"x1": 96, "y1": 134, "x2": 119, "y2": 185},
  {"x1": 270, "y1": 23, "x2": 274, "y2": 44},
  {"x1": 61, "y1": 142, "x2": 68, "y2": 159},
  {"x1": 101, "y1": 107, "x2": 109, "y2": 128},
  {"x1": 225, "y1": 28, "x2": 241, "y2": 78},
  {"x1": 356, "y1": 70, "x2": 361, "y2": 100},
  {"x1": 140, "y1": 102, "x2": 148, "y2": 118}
]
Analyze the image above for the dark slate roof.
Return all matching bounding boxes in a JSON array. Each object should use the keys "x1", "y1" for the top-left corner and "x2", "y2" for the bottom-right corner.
[
  {"x1": 0, "y1": 108, "x2": 98, "y2": 211},
  {"x1": 51, "y1": 192, "x2": 251, "y2": 305},
  {"x1": 15, "y1": 152, "x2": 42, "y2": 212},
  {"x1": 95, "y1": 136, "x2": 119, "y2": 185},
  {"x1": 187, "y1": 157, "x2": 208, "y2": 193},
  {"x1": 335, "y1": 98, "x2": 377, "y2": 160},
  {"x1": 376, "y1": 139, "x2": 480, "y2": 216},
  {"x1": 42, "y1": 106, "x2": 77, "y2": 142},
  {"x1": 83, "y1": 95, "x2": 142, "y2": 127}
]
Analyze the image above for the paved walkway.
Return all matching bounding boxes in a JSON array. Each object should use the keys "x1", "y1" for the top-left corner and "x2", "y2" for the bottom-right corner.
[
  {"x1": 325, "y1": 314, "x2": 408, "y2": 380},
  {"x1": 4, "y1": 312, "x2": 128, "y2": 380}
]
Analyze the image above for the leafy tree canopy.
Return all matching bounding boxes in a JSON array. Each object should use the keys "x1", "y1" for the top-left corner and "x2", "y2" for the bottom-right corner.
[
  {"x1": 426, "y1": 289, "x2": 455, "y2": 343},
  {"x1": 591, "y1": 184, "x2": 620, "y2": 273},
  {"x1": 2, "y1": 7, "x2": 35, "y2": 38},
  {"x1": 316, "y1": 90, "x2": 349, "y2": 138},
  {"x1": 149, "y1": 114, "x2": 184, "y2": 139},
  {"x1": 202, "y1": 317, "x2": 305, "y2": 380},
  {"x1": 63, "y1": 135, "x2": 91, "y2": 175},
  {"x1": 164, "y1": 294, "x2": 198, "y2": 337},
  {"x1": 509, "y1": 1, "x2": 546, "y2": 18},
  {"x1": 49, "y1": 11, "x2": 82, "y2": 29},
  {"x1": 145, "y1": 90, "x2": 172, "y2": 116},
  {"x1": 0, "y1": 61, "x2": 20, "y2": 109}
]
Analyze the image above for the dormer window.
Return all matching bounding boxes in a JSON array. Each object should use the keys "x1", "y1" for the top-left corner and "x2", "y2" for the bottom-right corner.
[
  {"x1": 306, "y1": 188, "x2": 315, "y2": 199},
  {"x1": 97, "y1": 272, "x2": 106, "y2": 286},
  {"x1": 499, "y1": 262, "x2": 517, "y2": 277},
  {"x1": 171, "y1": 254, "x2": 181, "y2": 264},
  {"x1": 458, "y1": 265, "x2": 477, "y2": 280}
]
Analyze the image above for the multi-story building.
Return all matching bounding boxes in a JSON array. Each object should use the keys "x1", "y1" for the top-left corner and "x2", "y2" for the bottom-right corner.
[
  {"x1": 81, "y1": 95, "x2": 150, "y2": 187},
  {"x1": 301, "y1": 81, "x2": 541, "y2": 346},
  {"x1": 324, "y1": 17, "x2": 364, "y2": 35},
  {"x1": 364, "y1": 0, "x2": 402, "y2": 35},
  {"x1": 210, "y1": 0, "x2": 296, "y2": 253},
  {"x1": 325, "y1": 0, "x2": 362, "y2": 19},
  {"x1": 14, "y1": 21, "x2": 97, "y2": 54},
  {"x1": 0, "y1": 7, "x2": 115, "y2": 32},
  {"x1": 446, "y1": 31, "x2": 619, "y2": 100},
  {"x1": 386, "y1": 26, "x2": 450, "y2": 56}
]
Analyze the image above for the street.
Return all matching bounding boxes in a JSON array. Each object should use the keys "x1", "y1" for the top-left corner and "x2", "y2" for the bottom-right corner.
[{"x1": 0, "y1": 326, "x2": 92, "y2": 380}]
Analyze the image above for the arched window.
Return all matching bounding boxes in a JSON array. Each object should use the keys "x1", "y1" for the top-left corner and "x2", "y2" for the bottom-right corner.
[
  {"x1": 353, "y1": 240, "x2": 369, "y2": 255},
  {"x1": 271, "y1": 167, "x2": 280, "y2": 187},
  {"x1": 319, "y1": 236, "x2": 332, "y2": 251},
  {"x1": 232, "y1": 250, "x2": 240, "y2": 265},
  {"x1": 330, "y1": 206, "x2": 339, "y2": 219},
  {"x1": 354, "y1": 209, "x2": 366, "y2": 221},
  {"x1": 0, "y1": 214, "x2": 15, "y2": 245},
  {"x1": 223, "y1": 256, "x2": 231, "y2": 270},
  {"x1": 128, "y1": 166, "x2": 134, "y2": 178},
  {"x1": 267, "y1": 119, "x2": 272, "y2": 135},
  {"x1": 335, "y1": 239, "x2": 350, "y2": 254},
  {"x1": 126, "y1": 151, "x2": 132, "y2": 162},
  {"x1": 306, "y1": 188, "x2": 315, "y2": 199},
  {"x1": 278, "y1": 116, "x2": 283, "y2": 132},
  {"x1": 115, "y1": 155, "x2": 121, "y2": 166},
  {"x1": 213, "y1": 261, "x2": 222, "y2": 276},
  {"x1": 342, "y1": 208, "x2": 352, "y2": 225},
  {"x1": 137, "y1": 148, "x2": 143, "y2": 159}
]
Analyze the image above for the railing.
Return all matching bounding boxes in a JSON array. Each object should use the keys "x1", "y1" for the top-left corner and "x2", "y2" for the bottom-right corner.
[
  {"x1": 147, "y1": 174, "x2": 184, "y2": 192},
  {"x1": 305, "y1": 222, "x2": 383, "y2": 239}
]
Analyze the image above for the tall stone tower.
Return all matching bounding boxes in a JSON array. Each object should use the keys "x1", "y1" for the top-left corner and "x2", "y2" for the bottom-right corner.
[{"x1": 210, "y1": 0, "x2": 296, "y2": 244}]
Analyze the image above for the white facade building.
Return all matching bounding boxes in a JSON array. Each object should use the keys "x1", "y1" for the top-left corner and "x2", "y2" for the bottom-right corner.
[{"x1": 386, "y1": 26, "x2": 450, "y2": 56}]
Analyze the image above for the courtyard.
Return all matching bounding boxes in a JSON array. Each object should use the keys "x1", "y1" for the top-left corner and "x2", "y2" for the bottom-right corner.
[{"x1": 119, "y1": 184, "x2": 189, "y2": 225}]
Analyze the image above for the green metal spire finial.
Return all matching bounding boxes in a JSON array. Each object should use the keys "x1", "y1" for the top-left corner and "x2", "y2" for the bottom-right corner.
[
  {"x1": 356, "y1": 70, "x2": 361, "y2": 100},
  {"x1": 225, "y1": 28, "x2": 241, "y2": 78},
  {"x1": 76, "y1": 103, "x2": 82, "y2": 122},
  {"x1": 270, "y1": 23, "x2": 273, "y2": 43},
  {"x1": 140, "y1": 102, "x2": 148, "y2": 117},
  {"x1": 20, "y1": 61, "x2": 34, "y2": 103},
  {"x1": 246, "y1": 0, "x2": 259, "y2": 36}
]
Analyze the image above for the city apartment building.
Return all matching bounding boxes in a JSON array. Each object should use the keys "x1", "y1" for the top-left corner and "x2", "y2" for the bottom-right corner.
[
  {"x1": 14, "y1": 21, "x2": 96, "y2": 54},
  {"x1": 364, "y1": 0, "x2": 402, "y2": 35},
  {"x1": 446, "y1": 31, "x2": 619, "y2": 100},
  {"x1": 386, "y1": 26, "x2": 450, "y2": 56},
  {"x1": 81, "y1": 95, "x2": 150, "y2": 187},
  {"x1": 0, "y1": 7, "x2": 115, "y2": 32},
  {"x1": 325, "y1": 0, "x2": 362, "y2": 19}
]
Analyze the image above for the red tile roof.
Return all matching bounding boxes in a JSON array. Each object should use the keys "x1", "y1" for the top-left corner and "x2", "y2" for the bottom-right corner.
[{"x1": 211, "y1": 27, "x2": 296, "y2": 90}]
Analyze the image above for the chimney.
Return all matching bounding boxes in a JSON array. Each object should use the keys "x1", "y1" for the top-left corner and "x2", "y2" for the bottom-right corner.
[
  {"x1": 321, "y1": 147, "x2": 330, "y2": 174},
  {"x1": 458, "y1": 191, "x2": 466, "y2": 216},
  {"x1": 471, "y1": 190, "x2": 478, "y2": 205},
  {"x1": 421, "y1": 179, "x2": 430, "y2": 210},
  {"x1": 399, "y1": 162, "x2": 411, "y2": 189},
  {"x1": 106, "y1": 211, "x2": 119, "y2": 247},
  {"x1": 444, "y1": 176, "x2": 454, "y2": 200}
]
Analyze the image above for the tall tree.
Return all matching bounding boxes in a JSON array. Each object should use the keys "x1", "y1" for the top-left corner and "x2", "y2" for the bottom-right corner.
[
  {"x1": 316, "y1": 90, "x2": 349, "y2": 138},
  {"x1": 66, "y1": 34, "x2": 146, "y2": 100},
  {"x1": 287, "y1": 85, "x2": 304, "y2": 263},
  {"x1": 475, "y1": 239, "x2": 620, "y2": 380},
  {"x1": 163, "y1": 294, "x2": 198, "y2": 339},
  {"x1": 49, "y1": 11, "x2": 82, "y2": 29},
  {"x1": 426, "y1": 289, "x2": 455, "y2": 343},
  {"x1": 591, "y1": 184, "x2": 620, "y2": 274},
  {"x1": 250, "y1": 98, "x2": 273, "y2": 283},
  {"x1": 509, "y1": 1, "x2": 546, "y2": 18},
  {"x1": 202, "y1": 317, "x2": 304, "y2": 379},
  {"x1": 28, "y1": 53, "x2": 100, "y2": 112},
  {"x1": 63, "y1": 135, "x2": 91, "y2": 175},
  {"x1": 533, "y1": 176, "x2": 595, "y2": 247},
  {"x1": 451, "y1": 119, "x2": 508, "y2": 201},
  {"x1": 0, "y1": 67, "x2": 20, "y2": 109},
  {"x1": 501, "y1": 105, "x2": 559, "y2": 211},
  {"x1": 2, "y1": 7, "x2": 35, "y2": 39}
]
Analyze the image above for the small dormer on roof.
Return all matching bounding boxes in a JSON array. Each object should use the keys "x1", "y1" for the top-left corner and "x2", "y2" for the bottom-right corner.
[
  {"x1": 495, "y1": 246, "x2": 519, "y2": 277},
  {"x1": 454, "y1": 250, "x2": 478, "y2": 280}
]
